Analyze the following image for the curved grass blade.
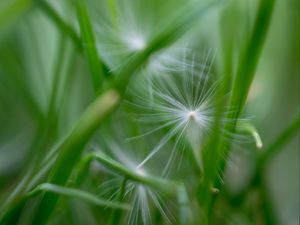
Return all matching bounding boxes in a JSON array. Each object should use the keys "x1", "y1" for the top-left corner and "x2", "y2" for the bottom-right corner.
[{"x1": 26, "y1": 183, "x2": 130, "y2": 210}]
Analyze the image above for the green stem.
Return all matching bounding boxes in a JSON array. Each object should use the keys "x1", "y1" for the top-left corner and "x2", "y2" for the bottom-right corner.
[
  {"x1": 92, "y1": 152, "x2": 178, "y2": 195},
  {"x1": 37, "y1": 0, "x2": 82, "y2": 51},
  {"x1": 72, "y1": 154, "x2": 94, "y2": 187},
  {"x1": 76, "y1": 151, "x2": 180, "y2": 196}
]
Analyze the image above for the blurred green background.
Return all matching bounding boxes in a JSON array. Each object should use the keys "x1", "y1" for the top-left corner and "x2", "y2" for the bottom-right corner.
[{"x1": 0, "y1": 0, "x2": 299, "y2": 224}]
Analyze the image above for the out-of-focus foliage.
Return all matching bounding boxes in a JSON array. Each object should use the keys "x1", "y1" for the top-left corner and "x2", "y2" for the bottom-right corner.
[{"x1": 0, "y1": 0, "x2": 299, "y2": 225}]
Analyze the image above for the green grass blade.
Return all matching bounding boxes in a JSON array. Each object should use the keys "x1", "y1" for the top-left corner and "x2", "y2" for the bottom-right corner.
[
  {"x1": 0, "y1": 0, "x2": 294, "y2": 224},
  {"x1": 30, "y1": 90, "x2": 120, "y2": 225},
  {"x1": 227, "y1": 0, "x2": 276, "y2": 125},
  {"x1": 198, "y1": 0, "x2": 276, "y2": 222},
  {"x1": 219, "y1": 0, "x2": 276, "y2": 178},
  {"x1": 26, "y1": 183, "x2": 130, "y2": 210},
  {"x1": 76, "y1": 0, "x2": 105, "y2": 92}
]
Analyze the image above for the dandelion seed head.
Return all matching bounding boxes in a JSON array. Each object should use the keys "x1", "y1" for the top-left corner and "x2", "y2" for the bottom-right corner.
[
  {"x1": 128, "y1": 50, "x2": 220, "y2": 173},
  {"x1": 186, "y1": 109, "x2": 209, "y2": 127},
  {"x1": 187, "y1": 110, "x2": 197, "y2": 119}
]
